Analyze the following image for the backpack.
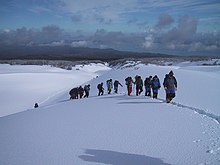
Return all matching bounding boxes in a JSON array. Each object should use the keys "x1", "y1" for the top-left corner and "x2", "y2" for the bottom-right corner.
[
  {"x1": 97, "y1": 84, "x2": 102, "y2": 89},
  {"x1": 84, "y1": 85, "x2": 88, "y2": 92},
  {"x1": 114, "y1": 80, "x2": 118, "y2": 86},
  {"x1": 69, "y1": 88, "x2": 74, "y2": 95}
]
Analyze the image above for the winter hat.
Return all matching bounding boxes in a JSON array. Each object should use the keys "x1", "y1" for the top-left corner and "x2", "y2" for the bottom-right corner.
[{"x1": 169, "y1": 70, "x2": 174, "y2": 76}]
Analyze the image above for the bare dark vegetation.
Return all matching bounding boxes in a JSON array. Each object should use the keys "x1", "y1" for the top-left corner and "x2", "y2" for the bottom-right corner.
[{"x1": 0, "y1": 46, "x2": 218, "y2": 69}]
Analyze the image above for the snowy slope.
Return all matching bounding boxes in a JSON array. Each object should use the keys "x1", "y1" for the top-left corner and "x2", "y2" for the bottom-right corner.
[
  {"x1": 0, "y1": 64, "x2": 111, "y2": 117},
  {"x1": 0, "y1": 63, "x2": 220, "y2": 165}
]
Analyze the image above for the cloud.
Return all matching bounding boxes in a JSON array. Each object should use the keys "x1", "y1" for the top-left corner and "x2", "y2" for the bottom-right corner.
[
  {"x1": 158, "y1": 15, "x2": 198, "y2": 43},
  {"x1": 127, "y1": 18, "x2": 138, "y2": 24},
  {"x1": 89, "y1": 29, "x2": 144, "y2": 51},
  {"x1": 41, "y1": 25, "x2": 63, "y2": 39},
  {"x1": 0, "y1": 16, "x2": 219, "y2": 56},
  {"x1": 90, "y1": 29, "x2": 124, "y2": 48},
  {"x1": 71, "y1": 40, "x2": 87, "y2": 47},
  {"x1": 51, "y1": 40, "x2": 65, "y2": 46},
  {"x1": 156, "y1": 13, "x2": 174, "y2": 28},
  {"x1": 56, "y1": 0, "x2": 139, "y2": 24},
  {"x1": 141, "y1": 15, "x2": 220, "y2": 55},
  {"x1": 142, "y1": 35, "x2": 154, "y2": 48},
  {"x1": 0, "y1": 25, "x2": 63, "y2": 45},
  {"x1": 29, "y1": 6, "x2": 52, "y2": 14},
  {"x1": 178, "y1": 15, "x2": 197, "y2": 35},
  {"x1": 71, "y1": 14, "x2": 82, "y2": 23}
]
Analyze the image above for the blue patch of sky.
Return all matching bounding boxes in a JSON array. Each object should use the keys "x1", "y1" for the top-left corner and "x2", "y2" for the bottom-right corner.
[{"x1": 1, "y1": 0, "x2": 220, "y2": 34}]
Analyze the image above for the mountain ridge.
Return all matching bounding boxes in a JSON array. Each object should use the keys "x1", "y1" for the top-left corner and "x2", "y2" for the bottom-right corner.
[{"x1": 0, "y1": 45, "x2": 186, "y2": 61}]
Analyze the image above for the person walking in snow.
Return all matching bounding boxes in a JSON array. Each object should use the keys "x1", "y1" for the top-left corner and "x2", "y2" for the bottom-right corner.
[
  {"x1": 97, "y1": 82, "x2": 104, "y2": 96},
  {"x1": 34, "y1": 103, "x2": 39, "y2": 108},
  {"x1": 106, "y1": 79, "x2": 113, "y2": 94},
  {"x1": 69, "y1": 87, "x2": 79, "y2": 99},
  {"x1": 135, "y1": 75, "x2": 143, "y2": 96},
  {"x1": 113, "y1": 80, "x2": 123, "y2": 94},
  {"x1": 125, "y1": 76, "x2": 134, "y2": 96},
  {"x1": 163, "y1": 71, "x2": 177, "y2": 103},
  {"x1": 78, "y1": 86, "x2": 84, "y2": 99},
  {"x1": 152, "y1": 75, "x2": 161, "y2": 99},
  {"x1": 144, "y1": 76, "x2": 152, "y2": 97},
  {"x1": 163, "y1": 74, "x2": 169, "y2": 101},
  {"x1": 84, "y1": 84, "x2": 90, "y2": 98}
]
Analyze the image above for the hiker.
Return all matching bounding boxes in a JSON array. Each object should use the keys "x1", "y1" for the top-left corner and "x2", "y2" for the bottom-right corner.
[
  {"x1": 144, "y1": 76, "x2": 152, "y2": 97},
  {"x1": 69, "y1": 87, "x2": 78, "y2": 99},
  {"x1": 163, "y1": 74, "x2": 169, "y2": 101},
  {"x1": 163, "y1": 71, "x2": 177, "y2": 103},
  {"x1": 78, "y1": 86, "x2": 84, "y2": 99},
  {"x1": 97, "y1": 82, "x2": 104, "y2": 96},
  {"x1": 125, "y1": 76, "x2": 134, "y2": 96},
  {"x1": 106, "y1": 79, "x2": 113, "y2": 94},
  {"x1": 34, "y1": 103, "x2": 39, "y2": 108},
  {"x1": 113, "y1": 80, "x2": 123, "y2": 94},
  {"x1": 152, "y1": 75, "x2": 161, "y2": 99},
  {"x1": 84, "y1": 84, "x2": 90, "y2": 98},
  {"x1": 135, "y1": 75, "x2": 143, "y2": 96}
]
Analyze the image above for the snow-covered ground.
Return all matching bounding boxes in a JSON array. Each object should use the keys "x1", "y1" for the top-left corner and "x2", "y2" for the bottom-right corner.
[
  {"x1": 0, "y1": 63, "x2": 111, "y2": 117},
  {"x1": 0, "y1": 62, "x2": 220, "y2": 165}
]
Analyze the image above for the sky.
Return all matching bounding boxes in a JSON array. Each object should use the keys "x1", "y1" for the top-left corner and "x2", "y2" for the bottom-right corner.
[{"x1": 0, "y1": 0, "x2": 220, "y2": 56}]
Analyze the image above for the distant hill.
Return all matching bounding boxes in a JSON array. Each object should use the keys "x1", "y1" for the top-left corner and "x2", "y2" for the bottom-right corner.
[{"x1": 0, "y1": 45, "x2": 174, "y2": 61}]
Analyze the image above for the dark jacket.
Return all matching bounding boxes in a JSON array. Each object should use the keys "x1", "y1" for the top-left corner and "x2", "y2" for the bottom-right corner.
[
  {"x1": 163, "y1": 75, "x2": 177, "y2": 90},
  {"x1": 135, "y1": 76, "x2": 143, "y2": 87},
  {"x1": 97, "y1": 83, "x2": 104, "y2": 90},
  {"x1": 144, "y1": 77, "x2": 152, "y2": 88},
  {"x1": 84, "y1": 85, "x2": 90, "y2": 92},
  {"x1": 125, "y1": 77, "x2": 133, "y2": 86},
  {"x1": 114, "y1": 80, "x2": 122, "y2": 87}
]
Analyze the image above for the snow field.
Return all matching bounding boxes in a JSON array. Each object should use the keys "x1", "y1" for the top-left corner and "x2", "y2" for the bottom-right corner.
[
  {"x1": 0, "y1": 64, "x2": 111, "y2": 117},
  {"x1": 0, "y1": 63, "x2": 220, "y2": 165}
]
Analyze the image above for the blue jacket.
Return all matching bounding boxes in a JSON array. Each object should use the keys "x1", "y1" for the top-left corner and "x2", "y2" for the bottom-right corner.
[{"x1": 152, "y1": 78, "x2": 161, "y2": 89}]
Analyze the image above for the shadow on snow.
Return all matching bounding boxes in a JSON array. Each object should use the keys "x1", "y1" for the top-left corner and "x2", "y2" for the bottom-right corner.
[
  {"x1": 79, "y1": 149, "x2": 172, "y2": 165},
  {"x1": 52, "y1": 93, "x2": 220, "y2": 124},
  {"x1": 118, "y1": 101, "x2": 163, "y2": 104},
  {"x1": 97, "y1": 94, "x2": 220, "y2": 124}
]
